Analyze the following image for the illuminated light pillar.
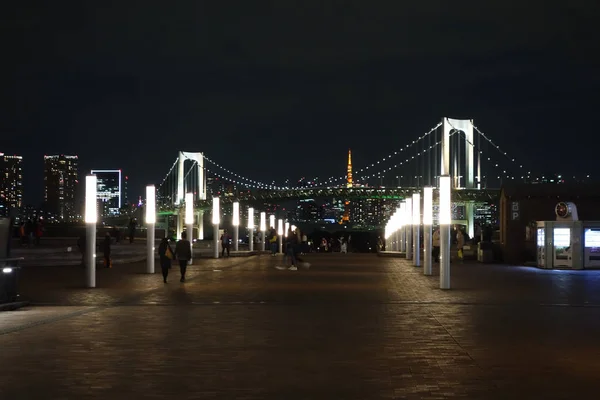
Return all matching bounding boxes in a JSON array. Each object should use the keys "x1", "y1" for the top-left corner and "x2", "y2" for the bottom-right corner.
[
  {"x1": 393, "y1": 213, "x2": 400, "y2": 251},
  {"x1": 212, "y1": 197, "x2": 220, "y2": 259},
  {"x1": 232, "y1": 201, "x2": 240, "y2": 252},
  {"x1": 405, "y1": 198, "x2": 413, "y2": 260},
  {"x1": 260, "y1": 212, "x2": 267, "y2": 251},
  {"x1": 400, "y1": 202, "x2": 406, "y2": 252},
  {"x1": 423, "y1": 186, "x2": 433, "y2": 276},
  {"x1": 146, "y1": 185, "x2": 156, "y2": 274},
  {"x1": 412, "y1": 193, "x2": 421, "y2": 267},
  {"x1": 198, "y1": 210, "x2": 204, "y2": 240},
  {"x1": 439, "y1": 175, "x2": 452, "y2": 289},
  {"x1": 285, "y1": 221, "x2": 290, "y2": 236},
  {"x1": 85, "y1": 175, "x2": 97, "y2": 288},
  {"x1": 248, "y1": 207, "x2": 254, "y2": 252},
  {"x1": 269, "y1": 215, "x2": 275, "y2": 231},
  {"x1": 185, "y1": 193, "x2": 194, "y2": 265},
  {"x1": 277, "y1": 219, "x2": 283, "y2": 254}
]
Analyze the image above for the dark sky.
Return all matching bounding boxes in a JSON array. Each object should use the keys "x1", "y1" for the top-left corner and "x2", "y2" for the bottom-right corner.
[{"x1": 2, "y1": 1, "x2": 600, "y2": 205}]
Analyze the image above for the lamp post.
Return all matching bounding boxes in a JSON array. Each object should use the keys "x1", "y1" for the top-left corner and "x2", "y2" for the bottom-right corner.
[
  {"x1": 146, "y1": 185, "x2": 156, "y2": 274},
  {"x1": 185, "y1": 192, "x2": 194, "y2": 264},
  {"x1": 232, "y1": 201, "x2": 240, "y2": 252},
  {"x1": 260, "y1": 212, "x2": 266, "y2": 251},
  {"x1": 412, "y1": 193, "x2": 421, "y2": 267},
  {"x1": 394, "y1": 208, "x2": 401, "y2": 251},
  {"x1": 423, "y1": 186, "x2": 433, "y2": 276},
  {"x1": 212, "y1": 196, "x2": 220, "y2": 259},
  {"x1": 248, "y1": 207, "x2": 254, "y2": 252},
  {"x1": 400, "y1": 202, "x2": 406, "y2": 252},
  {"x1": 85, "y1": 175, "x2": 97, "y2": 288},
  {"x1": 277, "y1": 219, "x2": 283, "y2": 254},
  {"x1": 405, "y1": 198, "x2": 413, "y2": 260},
  {"x1": 439, "y1": 175, "x2": 451, "y2": 289}
]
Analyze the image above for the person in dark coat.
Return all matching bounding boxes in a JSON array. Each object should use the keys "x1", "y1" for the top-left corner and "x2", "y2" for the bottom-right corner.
[
  {"x1": 158, "y1": 238, "x2": 174, "y2": 283},
  {"x1": 103, "y1": 232, "x2": 112, "y2": 268},
  {"x1": 174, "y1": 231, "x2": 192, "y2": 282}
]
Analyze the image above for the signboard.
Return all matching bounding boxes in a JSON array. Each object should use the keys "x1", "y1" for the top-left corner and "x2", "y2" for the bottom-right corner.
[{"x1": 511, "y1": 201, "x2": 520, "y2": 221}]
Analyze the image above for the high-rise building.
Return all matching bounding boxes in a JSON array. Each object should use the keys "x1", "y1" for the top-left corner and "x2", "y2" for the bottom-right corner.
[
  {"x1": 0, "y1": 153, "x2": 23, "y2": 217},
  {"x1": 43, "y1": 155, "x2": 78, "y2": 221},
  {"x1": 91, "y1": 169, "x2": 122, "y2": 216}
]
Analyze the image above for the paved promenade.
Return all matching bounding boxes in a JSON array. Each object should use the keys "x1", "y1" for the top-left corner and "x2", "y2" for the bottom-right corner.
[{"x1": 2, "y1": 254, "x2": 600, "y2": 399}]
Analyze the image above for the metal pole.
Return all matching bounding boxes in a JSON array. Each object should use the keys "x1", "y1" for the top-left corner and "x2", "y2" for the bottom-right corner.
[
  {"x1": 423, "y1": 224, "x2": 432, "y2": 275},
  {"x1": 198, "y1": 210, "x2": 204, "y2": 240},
  {"x1": 233, "y1": 225, "x2": 239, "y2": 251},
  {"x1": 439, "y1": 175, "x2": 451, "y2": 289},
  {"x1": 186, "y1": 222, "x2": 193, "y2": 264},
  {"x1": 413, "y1": 193, "x2": 421, "y2": 267},
  {"x1": 440, "y1": 224, "x2": 451, "y2": 289},
  {"x1": 146, "y1": 223, "x2": 155, "y2": 273},
  {"x1": 86, "y1": 223, "x2": 96, "y2": 288},
  {"x1": 262, "y1": 231, "x2": 266, "y2": 251},
  {"x1": 213, "y1": 223, "x2": 219, "y2": 259},
  {"x1": 405, "y1": 199, "x2": 413, "y2": 260},
  {"x1": 278, "y1": 235, "x2": 283, "y2": 254},
  {"x1": 249, "y1": 229, "x2": 254, "y2": 252},
  {"x1": 413, "y1": 223, "x2": 421, "y2": 267}
]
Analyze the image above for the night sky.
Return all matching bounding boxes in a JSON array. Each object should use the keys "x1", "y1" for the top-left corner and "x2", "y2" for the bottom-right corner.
[{"x1": 2, "y1": 1, "x2": 600, "y2": 205}]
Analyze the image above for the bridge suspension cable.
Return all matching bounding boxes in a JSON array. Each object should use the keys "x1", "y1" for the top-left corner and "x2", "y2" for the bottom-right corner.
[
  {"x1": 201, "y1": 154, "x2": 280, "y2": 189},
  {"x1": 157, "y1": 157, "x2": 179, "y2": 190},
  {"x1": 354, "y1": 122, "x2": 442, "y2": 177},
  {"x1": 355, "y1": 137, "x2": 445, "y2": 182}
]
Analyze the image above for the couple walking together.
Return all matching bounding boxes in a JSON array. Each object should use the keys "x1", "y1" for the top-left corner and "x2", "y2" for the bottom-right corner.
[{"x1": 158, "y1": 232, "x2": 192, "y2": 283}]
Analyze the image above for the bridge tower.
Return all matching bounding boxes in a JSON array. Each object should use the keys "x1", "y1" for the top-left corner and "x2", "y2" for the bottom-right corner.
[
  {"x1": 347, "y1": 149, "x2": 353, "y2": 188},
  {"x1": 176, "y1": 151, "x2": 207, "y2": 240},
  {"x1": 441, "y1": 118, "x2": 481, "y2": 238}
]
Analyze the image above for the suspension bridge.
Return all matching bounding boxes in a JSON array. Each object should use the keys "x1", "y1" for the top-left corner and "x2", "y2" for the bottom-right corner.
[{"x1": 154, "y1": 117, "x2": 533, "y2": 238}]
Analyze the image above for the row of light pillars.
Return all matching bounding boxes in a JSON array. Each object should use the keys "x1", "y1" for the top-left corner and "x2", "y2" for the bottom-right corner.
[
  {"x1": 384, "y1": 175, "x2": 452, "y2": 289},
  {"x1": 84, "y1": 176, "x2": 292, "y2": 287}
]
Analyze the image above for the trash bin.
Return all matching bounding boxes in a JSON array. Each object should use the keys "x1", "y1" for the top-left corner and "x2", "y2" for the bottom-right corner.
[
  {"x1": 477, "y1": 242, "x2": 493, "y2": 263},
  {"x1": 0, "y1": 258, "x2": 23, "y2": 304}
]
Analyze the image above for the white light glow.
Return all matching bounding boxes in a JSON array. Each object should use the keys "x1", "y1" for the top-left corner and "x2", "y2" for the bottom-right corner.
[
  {"x1": 277, "y1": 219, "x2": 283, "y2": 236},
  {"x1": 145, "y1": 185, "x2": 156, "y2": 224},
  {"x1": 439, "y1": 175, "x2": 451, "y2": 225},
  {"x1": 405, "y1": 198, "x2": 413, "y2": 226},
  {"x1": 412, "y1": 193, "x2": 420, "y2": 225},
  {"x1": 291, "y1": 224, "x2": 297, "y2": 232},
  {"x1": 260, "y1": 212, "x2": 266, "y2": 231},
  {"x1": 232, "y1": 201, "x2": 240, "y2": 226},
  {"x1": 212, "y1": 196, "x2": 220, "y2": 225},
  {"x1": 85, "y1": 175, "x2": 97, "y2": 223},
  {"x1": 423, "y1": 187, "x2": 433, "y2": 225},
  {"x1": 399, "y1": 203, "x2": 406, "y2": 227},
  {"x1": 284, "y1": 222, "x2": 289, "y2": 236},
  {"x1": 248, "y1": 207, "x2": 254, "y2": 229},
  {"x1": 185, "y1": 193, "x2": 194, "y2": 224},
  {"x1": 2, "y1": 268, "x2": 12, "y2": 274},
  {"x1": 269, "y1": 215, "x2": 275, "y2": 230}
]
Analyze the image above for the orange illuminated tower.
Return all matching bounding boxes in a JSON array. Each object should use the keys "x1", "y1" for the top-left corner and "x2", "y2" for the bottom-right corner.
[
  {"x1": 342, "y1": 149, "x2": 352, "y2": 223},
  {"x1": 347, "y1": 149, "x2": 353, "y2": 188}
]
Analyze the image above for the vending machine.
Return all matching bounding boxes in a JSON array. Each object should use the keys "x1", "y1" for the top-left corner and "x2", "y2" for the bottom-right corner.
[
  {"x1": 536, "y1": 202, "x2": 583, "y2": 269},
  {"x1": 583, "y1": 224, "x2": 600, "y2": 268}
]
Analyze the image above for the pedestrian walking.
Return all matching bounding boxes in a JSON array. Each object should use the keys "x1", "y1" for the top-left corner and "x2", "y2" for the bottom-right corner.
[
  {"x1": 158, "y1": 238, "x2": 174, "y2": 283},
  {"x1": 174, "y1": 231, "x2": 192, "y2": 282}
]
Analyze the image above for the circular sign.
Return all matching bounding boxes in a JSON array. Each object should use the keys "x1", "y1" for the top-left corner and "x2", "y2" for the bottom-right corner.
[{"x1": 555, "y1": 202, "x2": 570, "y2": 219}]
